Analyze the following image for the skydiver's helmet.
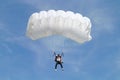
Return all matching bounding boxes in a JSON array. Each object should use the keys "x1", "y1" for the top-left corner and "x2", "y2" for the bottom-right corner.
[{"x1": 57, "y1": 54, "x2": 60, "y2": 56}]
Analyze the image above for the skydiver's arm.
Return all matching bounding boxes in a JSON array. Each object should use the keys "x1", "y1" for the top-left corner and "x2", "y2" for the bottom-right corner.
[
  {"x1": 61, "y1": 52, "x2": 64, "y2": 57},
  {"x1": 54, "y1": 52, "x2": 56, "y2": 56},
  {"x1": 52, "y1": 50, "x2": 56, "y2": 56}
]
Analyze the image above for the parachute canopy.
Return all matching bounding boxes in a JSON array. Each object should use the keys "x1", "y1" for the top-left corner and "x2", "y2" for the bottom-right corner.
[{"x1": 26, "y1": 10, "x2": 92, "y2": 43}]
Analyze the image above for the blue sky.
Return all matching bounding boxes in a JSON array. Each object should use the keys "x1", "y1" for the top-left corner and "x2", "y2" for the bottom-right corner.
[{"x1": 0, "y1": 0, "x2": 120, "y2": 80}]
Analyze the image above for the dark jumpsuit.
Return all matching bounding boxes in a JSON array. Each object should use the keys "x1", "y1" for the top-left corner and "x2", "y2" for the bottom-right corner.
[{"x1": 55, "y1": 55, "x2": 63, "y2": 69}]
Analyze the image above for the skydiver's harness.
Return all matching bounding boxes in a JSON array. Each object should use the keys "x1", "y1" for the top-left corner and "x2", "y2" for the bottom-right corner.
[
  {"x1": 54, "y1": 52, "x2": 64, "y2": 63},
  {"x1": 55, "y1": 56, "x2": 62, "y2": 63}
]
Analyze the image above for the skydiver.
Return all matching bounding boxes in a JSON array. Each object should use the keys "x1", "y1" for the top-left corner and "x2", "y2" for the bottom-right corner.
[{"x1": 54, "y1": 52, "x2": 64, "y2": 71}]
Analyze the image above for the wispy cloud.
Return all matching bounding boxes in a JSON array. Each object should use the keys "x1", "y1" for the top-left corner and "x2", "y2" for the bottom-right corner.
[
  {"x1": 0, "y1": 21, "x2": 44, "y2": 55},
  {"x1": 0, "y1": 22, "x2": 15, "y2": 39},
  {"x1": 19, "y1": 0, "x2": 57, "y2": 10},
  {"x1": 0, "y1": 22, "x2": 15, "y2": 56},
  {"x1": 0, "y1": 21, "x2": 48, "y2": 69},
  {"x1": 88, "y1": 7, "x2": 116, "y2": 37},
  {"x1": 5, "y1": 35, "x2": 52, "y2": 69}
]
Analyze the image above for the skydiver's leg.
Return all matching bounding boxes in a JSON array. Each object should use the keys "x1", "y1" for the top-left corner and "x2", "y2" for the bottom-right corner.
[
  {"x1": 59, "y1": 63, "x2": 64, "y2": 71},
  {"x1": 55, "y1": 62, "x2": 58, "y2": 69},
  {"x1": 60, "y1": 63, "x2": 63, "y2": 68}
]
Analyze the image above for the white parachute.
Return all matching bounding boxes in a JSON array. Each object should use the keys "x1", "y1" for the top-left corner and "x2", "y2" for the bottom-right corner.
[{"x1": 26, "y1": 10, "x2": 92, "y2": 43}]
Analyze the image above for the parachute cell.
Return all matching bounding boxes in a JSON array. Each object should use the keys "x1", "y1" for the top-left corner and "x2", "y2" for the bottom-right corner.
[{"x1": 26, "y1": 10, "x2": 92, "y2": 43}]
